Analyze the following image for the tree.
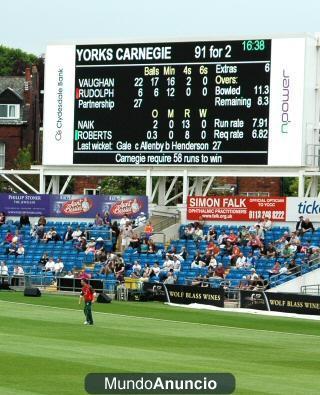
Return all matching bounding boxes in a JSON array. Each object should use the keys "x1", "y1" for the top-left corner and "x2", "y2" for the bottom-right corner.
[
  {"x1": 0, "y1": 45, "x2": 38, "y2": 76},
  {"x1": 100, "y1": 176, "x2": 146, "y2": 195}
]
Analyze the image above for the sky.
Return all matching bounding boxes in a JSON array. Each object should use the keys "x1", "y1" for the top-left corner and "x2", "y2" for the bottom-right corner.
[{"x1": 1, "y1": 0, "x2": 320, "y2": 55}]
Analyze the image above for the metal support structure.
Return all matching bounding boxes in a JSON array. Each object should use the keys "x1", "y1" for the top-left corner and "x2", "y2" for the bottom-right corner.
[
  {"x1": 182, "y1": 170, "x2": 189, "y2": 204},
  {"x1": 52, "y1": 176, "x2": 60, "y2": 194},
  {"x1": 195, "y1": 177, "x2": 204, "y2": 195},
  {"x1": 1, "y1": 174, "x2": 27, "y2": 194},
  {"x1": 298, "y1": 172, "x2": 305, "y2": 197},
  {"x1": 60, "y1": 175, "x2": 72, "y2": 194},
  {"x1": 158, "y1": 176, "x2": 166, "y2": 205},
  {"x1": 146, "y1": 169, "x2": 152, "y2": 201},
  {"x1": 13, "y1": 174, "x2": 39, "y2": 194}
]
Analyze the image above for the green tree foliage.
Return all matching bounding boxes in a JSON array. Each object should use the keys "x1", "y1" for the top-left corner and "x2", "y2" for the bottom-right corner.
[
  {"x1": 282, "y1": 177, "x2": 299, "y2": 196},
  {"x1": 0, "y1": 45, "x2": 37, "y2": 76},
  {"x1": 101, "y1": 176, "x2": 146, "y2": 195}
]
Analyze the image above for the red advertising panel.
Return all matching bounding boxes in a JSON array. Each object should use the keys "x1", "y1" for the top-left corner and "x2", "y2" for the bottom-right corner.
[{"x1": 187, "y1": 196, "x2": 286, "y2": 221}]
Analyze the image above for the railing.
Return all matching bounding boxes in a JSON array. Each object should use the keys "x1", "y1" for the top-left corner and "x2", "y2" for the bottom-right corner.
[
  {"x1": 1, "y1": 273, "x2": 119, "y2": 294},
  {"x1": 152, "y1": 213, "x2": 180, "y2": 233},
  {"x1": 269, "y1": 257, "x2": 320, "y2": 288},
  {"x1": 301, "y1": 284, "x2": 320, "y2": 295},
  {"x1": 140, "y1": 231, "x2": 166, "y2": 245}
]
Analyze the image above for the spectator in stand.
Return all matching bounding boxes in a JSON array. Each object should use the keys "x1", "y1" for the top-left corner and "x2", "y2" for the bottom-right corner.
[
  {"x1": 141, "y1": 263, "x2": 151, "y2": 280},
  {"x1": 3, "y1": 230, "x2": 13, "y2": 245},
  {"x1": 147, "y1": 239, "x2": 156, "y2": 254},
  {"x1": 151, "y1": 262, "x2": 161, "y2": 277},
  {"x1": 11, "y1": 264, "x2": 24, "y2": 285},
  {"x1": 231, "y1": 244, "x2": 241, "y2": 265},
  {"x1": 121, "y1": 222, "x2": 133, "y2": 252},
  {"x1": 255, "y1": 224, "x2": 264, "y2": 241},
  {"x1": 248, "y1": 268, "x2": 260, "y2": 289},
  {"x1": 38, "y1": 216, "x2": 47, "y2": 226},
  {"x1": 0, "y1": 212, "x2": 6, "y2": 226},
  {"x1": 63, "y1": 226, "x2": 73, "y2": 242},
  {"x1": 0, "y1": 261, "x2": 8, "y2": 274},
  {"x1": 16, "y1": 243, "x2": 25, "y2": 257},
  {"x1": 261, "y1": 216, "x2": 272, "y2": 231},
  {"x1": 132, "y1": 260, "x2": 142, "y2": 276},
  {"x1": 7, "y1": 241, "x2": 18, "y2": 256},
  {"x1": 172, "y1": 255, "x2": 181, "y2": 273},
  {"x1": 162, "y1": 254, "x2": 174, "y2": 273},
  {"x1": 43, "y1": 227, "x2": 61, "y2": 243},
  {"x1": 207, "y1": 240, "x2": 220, "y2": 257},
  {"x1": 39, "y1": 252, "x2": 49, "y2": 267},
  {"x1": 193, "y1": 224, "x2": 203, "y2": 243},
  {"x1": 75, "y1": 237, "x2": 87, "y2": 253},
  {"x1": 114, "y1": 259, "x2": 125, "y2": 282},
  {"x1": 289, "y1": 231, "x2": 300, "y2": 246},
  {"x1": 140, "y1": 239, "x2": 149, "y2": 254},
  {"x1": 214, "y1": 263, "x2": 225, "y2": 279},
  {"x1": 247, "y1": 234, "x2": 262, "y2": 250},
  {"x1": 144, "y1": 221, "x2": 154, "y2": 240},
  {"x1": 78, "y1": 270, "x2": 91, "y2": 280},
  {"x1": 129, "y1": 233, "x2": 141, "y2": 250},
  {"x1": 94, "y1": 237, "x2": 105, "y2": 260},
  {"x1": 223, "y1": 240, "x2": 233, "y2": 257},
  {"x1": 177, "y1": 246, "x2": 188, "y2": 261},
  {"x1": 85, "y1": 238, "x2": 96, "y2": 255},
  {"x1": 0, "y1": 261, "x2": 8, "y2": 283},
  {"x1": 309, "y1": 248, "x2": 320, "y2": 266},
  {"x1": 282, "y1": 243, "x2": 294, "y2": 259},
  {"x1": 103, "y1": 211, "x2": 111, "y2": 226},
  {"x1": 300, "y1": 218, "x2": 315, "y2": 236},
  {"x1": 94, "y1": 213, "x2": 104, "y2": 227},
  {"x1": 12, "y1": 230, "x2": 23, "y2": 244},
  {"x1": 164, "y1": 269, "x2": 176, "y2": 284},
  {"x1": 183, "y1": 223, "x2": 195, "y2": 240},
  {"x1": 266, "y1": 242, "x2": 277, "y2": 258},
  {"x1": 54, "y1": 258, "x2": 64, "y2": 276},
  {"x1": 34, "y1": 225, "x2": 44, "y2": 241},
  {"x1": 296, "y1": 216, "x2": 304, "y2": 234},
  {"x1": 235, "y1": 252, "x2": 247, "y2": 269},
  {"x1": 111, "y1": 221, "x2": 120, "y2": 251},
  {"x1": 64, "y1": 270, "x2": 74, "y2": 278},
  {"x1": 72, "y1": 226, "x2": 84, "y2": 241},
  {"x1": 268, "y1": 260, "x2": 281, "y2": 277},
  {"x1": 227, "y1": 230, "x2": 238, "y2": 245},
  {"x1": 238, "y1": 226, "x2": 250, "y2": 246},
  {"x1": 119, "y1": 214, "x2": 130, "y2": 229},
  {"x1": 13, "y1": 264, "x2": 24, "y2": 276},
  {"x1": 19, "y1": 213, "x2": 30, "y2": 228},
  {"x1": 287, "y1": 259, "x2": 300, "y2": 276},
  {"x1": 191, "y1": 251, "x2": 205, "y2": 268},
  {"x1": 246, "y1": 251, "x2": 256, "y2": 268},
  {"x1": 44, "y1": 257, "x2": 55, "y2": 272},
  {"x1": 208, "y1": 255, "x2": 217, "y2": 268},
  {"x1": 217, "y1": 230, "x2": 228, "y2": 246},
  {"x1": 206, "y1": 226, "x2": 218, "y2": 242}
]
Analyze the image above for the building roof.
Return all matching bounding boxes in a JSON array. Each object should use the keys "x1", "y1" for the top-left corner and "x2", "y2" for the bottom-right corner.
[
  {"x1": 0, "y1": 76, "x2": 28, "y2": 125},
  {"x1": 0, "y1": 76, "x2": 25, "y2": 97}
]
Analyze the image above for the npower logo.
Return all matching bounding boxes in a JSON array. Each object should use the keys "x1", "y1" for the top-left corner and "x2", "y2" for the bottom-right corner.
[{"x1": 281, "y1": 69, "x2": 290, "y2": 134}]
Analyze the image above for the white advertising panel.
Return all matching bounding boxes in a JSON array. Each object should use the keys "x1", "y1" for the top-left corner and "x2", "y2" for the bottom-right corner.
[
  {"x1": 42, "y1": 45, "x2": 75, "y2": 165},
  {"x1": 286, "y1": 197, "x2": 320, "y2": 223}
]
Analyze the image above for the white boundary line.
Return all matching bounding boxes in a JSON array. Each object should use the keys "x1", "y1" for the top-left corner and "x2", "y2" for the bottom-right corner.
[{"x1": 0, "y1": 299, "x2": 319, "y2": 339}]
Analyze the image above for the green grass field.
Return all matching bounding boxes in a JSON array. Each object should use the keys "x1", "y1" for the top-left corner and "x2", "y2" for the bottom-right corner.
[{"x1": 0, "y1": 291, "x2": 319, "y2": 395}]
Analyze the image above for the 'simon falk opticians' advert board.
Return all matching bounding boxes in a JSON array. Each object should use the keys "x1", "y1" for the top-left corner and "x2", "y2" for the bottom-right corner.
[{"x1": 43, "y1": 37, "x2": 316, "y2": 166}]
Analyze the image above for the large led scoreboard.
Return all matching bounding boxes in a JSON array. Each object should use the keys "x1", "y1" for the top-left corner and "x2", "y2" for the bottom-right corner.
[{"x1": 43, "y1": 36, "x2": 316, "y2": 167}]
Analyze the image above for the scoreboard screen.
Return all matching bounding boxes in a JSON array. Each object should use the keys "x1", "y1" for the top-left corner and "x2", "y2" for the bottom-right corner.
[{"x1": 43, "y1": 37, "x2": 309, "y2": 167}]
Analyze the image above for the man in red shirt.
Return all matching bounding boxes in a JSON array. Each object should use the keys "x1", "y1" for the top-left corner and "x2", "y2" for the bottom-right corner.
[{"x1": 79, "y1": 279, "x2": 96, "y2": 325}]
